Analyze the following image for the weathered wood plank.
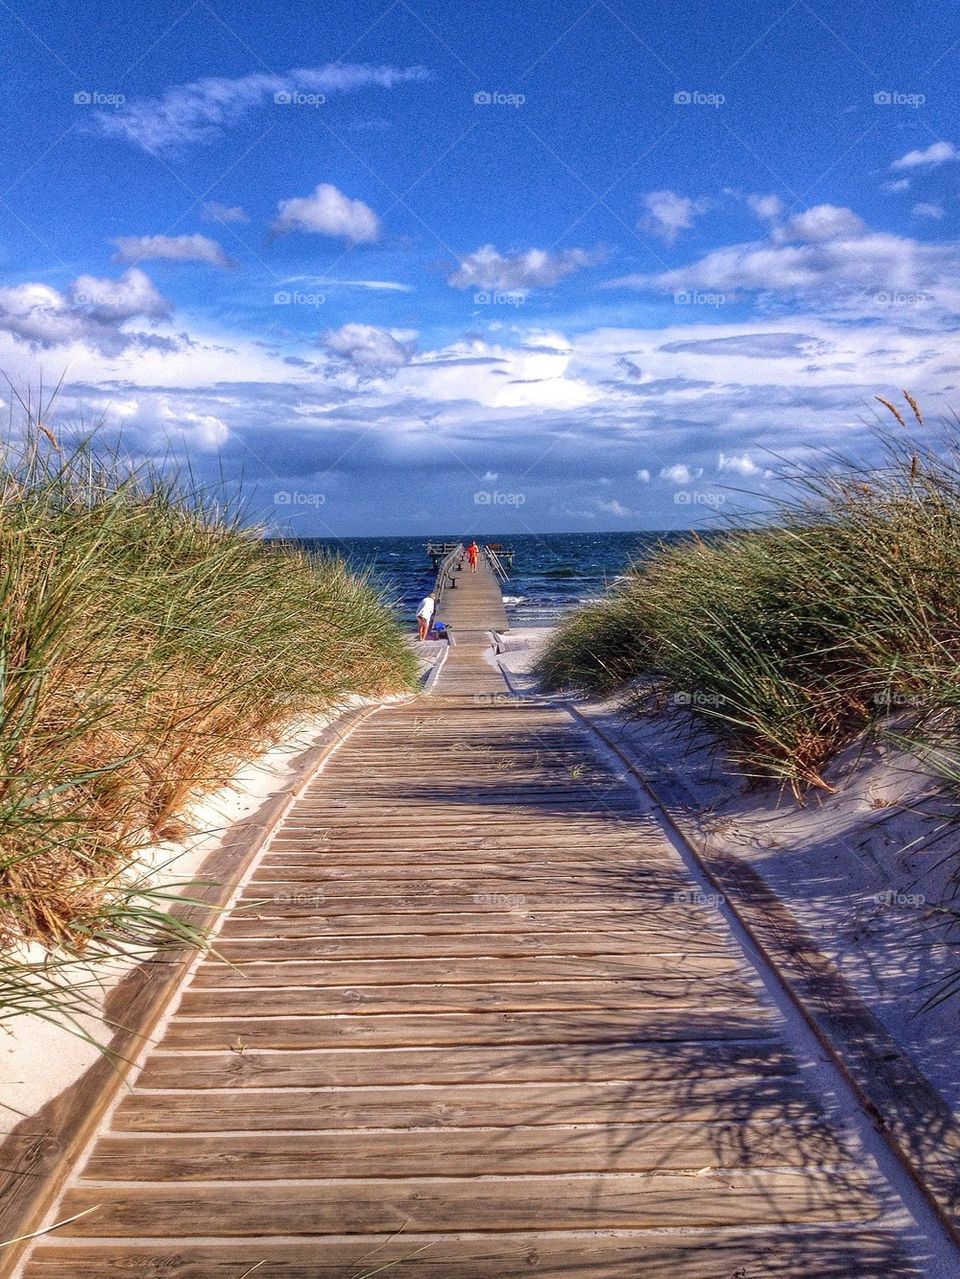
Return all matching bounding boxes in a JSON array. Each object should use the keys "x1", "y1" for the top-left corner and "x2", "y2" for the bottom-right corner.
[
  {"x1": 222, "y1": 906, "x2": 722, "y2": 934},
  {"x1": 176, "y1": 974, "x2": 759, "y2": 1015},
  {"x1": 23, "y1": 1230, "x2": 922, "y2": 1279},
  {"x1": 83, "y1": 1118, "x2": 853, "y2": 1179},
  {"x1": 137, "y1": 1038, "x2": 797, "y2": 1088},
  {"x1": 111, "y1": 1075, "x2": 821, "y2": 1132},
  {"x1": 158, "y1": 1007, "x2": 780, "y2": 1050},
  {"x1": 188, "y1": 952, "x2": 747, "y2": 988},
  {"x1": 54, "y1": 1171, "x2": 882, "y2": 1235},
  {"x1": 212, "y1": 929, "x2": 734, "y2": 959}
]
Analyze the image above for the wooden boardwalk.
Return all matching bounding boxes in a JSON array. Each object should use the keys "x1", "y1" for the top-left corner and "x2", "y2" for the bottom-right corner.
[{"x1": 22, "y1": 566, "x2": 924, "y2": 1277}]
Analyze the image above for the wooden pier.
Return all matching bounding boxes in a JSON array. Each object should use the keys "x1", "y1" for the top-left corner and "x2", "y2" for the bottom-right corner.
[
  {"x1": 18, "y1": 561, "x2": 924, "y2": 1277},
  {"x1": 433, "y1": 546, "x2": 509, "y2": 637}
]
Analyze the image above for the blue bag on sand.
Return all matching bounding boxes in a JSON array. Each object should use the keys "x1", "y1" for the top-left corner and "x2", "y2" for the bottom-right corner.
[{"x1": 433, "y1": 621, "x2": 446, "y2": 636}]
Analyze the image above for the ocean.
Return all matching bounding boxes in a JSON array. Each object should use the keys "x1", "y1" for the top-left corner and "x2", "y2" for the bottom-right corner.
[{"x1": 291, "y1": 532, "x2": 689, "y2": 628}]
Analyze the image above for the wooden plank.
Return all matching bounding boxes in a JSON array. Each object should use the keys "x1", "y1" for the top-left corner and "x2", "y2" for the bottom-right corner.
[
  {"x1": 82, "y1": 1117, "x2": 852, "y2": 1180},
  {"x1": 176, "y1": 975, "x2": 759, "y2": 1016},
  {"x1": 237, "y1": 879, "x2": 697, "y2": 904},
  {"x1": 53, "y1": 1171, "x2": 882, "y2": 1235},
  {"x1": 222, "y1": 907, "x2": 722, "y2": 934},
  {"x1": 137, "y1": 1038, "x2": 798, "y2": 1088},
  {"x1": 212, "y1": 929, "x2": 735, "y2": 959},
  {"x1": 158, "y1": 1008, "x2": 780, "y2": 1050},
  {"x1": 241, "y1": 875, "x2": 695, "y2": 898},
  {"x1": 111, "y1": 1076, "x2": 822, "y2": 1132},
  {"x1": 188, "y1": 952, "x2": 747, "y2": 988},
  {"x1": 252, "y1": 852, "x2": 676, "y2": 871},
  {"x1": 23, "y1": 1229, "x2": 922, "y2": 1278}
]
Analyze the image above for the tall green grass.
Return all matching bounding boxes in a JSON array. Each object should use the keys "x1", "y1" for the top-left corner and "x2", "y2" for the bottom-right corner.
[
  {"x1": 538, "y1": 394, "x2": 960, "y2": 794},
  {"x1": 0, "y1": 388, "x2": 416, "y2": 1032}
]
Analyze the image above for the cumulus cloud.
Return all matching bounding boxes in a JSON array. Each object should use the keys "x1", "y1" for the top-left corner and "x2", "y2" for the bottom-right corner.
[
  {"x1": 913, "y1": 202, "x2": 944, "y2": 220},
  {"x1": 71, "y1": 268, "x2": 171, "y2": 322},
  {"x1": 640, "y1": 190, "x2": 707, "y2": 244},
  {"x1": 773, "y1": 204, "x2": 868, "y2": 242},
  {"x1": 90, "y1": 64, "x2": 429, "y2": 154},
  {"x1": 0, "y1": 269, "x2": 173, "y2": 355},
  {"x1": 12, "y1": 302, "x2": 959, "y2": 537},
  {"x1": 597, "y1": 498, "x2": 634, "y2": 517},
  {"x1": 322, "y1": 322, "x2": 415, "y2": 377},
  {"x1": 202, "y1": 202, "x2": 249, "y2": 224},
  {"x1": 891, "y1": 141, "x2": 960, "y2": 170},
  {"x1": 125, "y1": 397, "x2": 230, "y2": 451},
  {"x1": 112, "y1": 233, "x2": 234, "y2": 268},
  {"x1": 605, "y1": 204, "x2": 960, "y2": 309},
  {"x1": 884, "y1": 178, "x2": 911, "y2": 193},
  {"x1": 746, "y1": 193, "x2": 784, "y2": 220},
  {"x1": 718, "y1": 451, "x2": 760, "y2": 475},
  {"x1": 636, "y1": 468, "x2": 651, "y2": 482},
  {"x1": 447, "y1": 244, "x2": 600, "y2": 291},
  {"x1": 660, "y1": 463, "x2": 702, "y2": 484},
  {"x1": 273, "y1": 183, "x2": 380, "y2": 243}
]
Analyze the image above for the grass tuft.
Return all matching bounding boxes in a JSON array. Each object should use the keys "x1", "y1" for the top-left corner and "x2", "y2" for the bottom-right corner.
[
  {"x1": 538, "y1": 395, "x2": 960, "y2": 796},
  {"x1": 0, "y1": 387, "x2": 416, "y2": 1032}
]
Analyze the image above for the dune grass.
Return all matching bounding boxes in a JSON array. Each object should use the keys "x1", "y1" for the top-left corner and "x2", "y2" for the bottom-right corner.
[
  {"x1": 538, "y1": 394, "x2": 960, "y2": 794},
  {"x1": 0, "y1": 391, "x2": 416, "y2": 1032}
]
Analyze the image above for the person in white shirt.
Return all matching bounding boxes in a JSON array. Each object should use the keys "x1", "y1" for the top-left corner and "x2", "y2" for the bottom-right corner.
[{"x1": 416, "y1": 593, "x2": 435, "y2": 640}]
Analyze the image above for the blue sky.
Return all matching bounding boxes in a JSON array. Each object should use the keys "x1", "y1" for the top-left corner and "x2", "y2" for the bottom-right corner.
[{"x1": 1, "y1": 0, "x2": 960, "y2": 535}]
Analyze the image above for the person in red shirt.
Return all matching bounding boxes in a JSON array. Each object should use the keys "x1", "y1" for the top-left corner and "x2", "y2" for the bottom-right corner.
[{"x1": 467, "y1": 541, "x2": 479, "y2": 572}]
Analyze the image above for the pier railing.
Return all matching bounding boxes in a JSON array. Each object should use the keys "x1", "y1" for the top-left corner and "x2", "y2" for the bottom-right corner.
[
  {"x1": 434, "y1": 543, "x2": 464, "y2": 608},
  {"x1": 483, "y1": 544, "x2": 510, "y2": 582}
]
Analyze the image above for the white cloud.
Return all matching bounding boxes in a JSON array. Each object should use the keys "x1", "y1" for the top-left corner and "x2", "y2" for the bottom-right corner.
[
  {"x1": 91, "y1": 65, "x2": 429, "y2": 154},
  {"x1": 597, "y1": 498, "x2": 633, "y2": 517},
  {"x1": 605, "y1": 204, "x2": 960, "y2": 310},
  {"x1": 481, "y1": 470, "x2": 498, "y2": 481},
  {"x1": 130, "y1": 398, "x2": 230, "y2": 451},
  {"x1": 112, "y1": 233, "x2": 234, "y2": 268},
  {"x1": 71, "y1": 268, "x2": 170, "y2": 321},
  {"x1": 322, "y1": 322, "x2": 415, "y2": 376},
  {"x1": 773, "y1": 204, "x2": 868, "y2": 242},
  {"x1": 746, "y1": 193, "x2": 784, "y2": 220},
  {"x1": 283, "y1": 275, "x2": 412, "y2": 292},
  {"x1": 913, "y1": 202, "x2": 944, "y2": 220},
  {"x1": 447, "y1": 244, "x2": 599, "y2": 291},
  {"x1": 202, "y1": 202, "x2": 249, "y2": 224},
  {"x1": 641, "y1": 190, "x2": 706, "y2": 244},
  {"x1": 273, "y1": 183, "x2": 380, "y2": 243},
  {"x1": 718, "y1": 451, "x2": 760, "y2": 475},
  {"x1": 0, "y1": 269, "x2": 172, "y2": 355},
  {"x1": 5, "y1": 301, "x2": 959, "y2": 535},
  {"x1": 636, "y1": 468, "x2": 651, "y2": 482},
  {"x1": 660, "y1": 463, "x2": 702, "y2": 484},
  {"x1": 891, "y1": 141, "x2": 960, "y2": 171},
  {"x1": 884, "y1": 178, "x2": 911, "y2": 193}
]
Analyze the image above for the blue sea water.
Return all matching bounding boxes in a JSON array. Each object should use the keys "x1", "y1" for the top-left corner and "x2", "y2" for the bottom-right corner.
[{"x1": 291, "y1": 532, "x2": 689, "y2": 627}]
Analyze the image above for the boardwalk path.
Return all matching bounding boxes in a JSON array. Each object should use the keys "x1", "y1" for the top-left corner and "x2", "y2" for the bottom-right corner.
[{"x1": 24, "y1": 558, "x2": 924, "y2": 1276}]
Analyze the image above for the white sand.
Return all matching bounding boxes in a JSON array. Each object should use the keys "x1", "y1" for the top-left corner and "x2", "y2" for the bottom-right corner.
[{"x1": 495, "y1": 627, "x2": 960, "y2": 1117}]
